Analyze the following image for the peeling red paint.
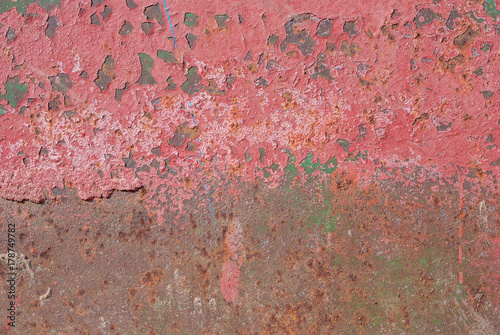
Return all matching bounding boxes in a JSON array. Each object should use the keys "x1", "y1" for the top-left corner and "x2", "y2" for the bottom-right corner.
[{"x1": 0, "y1": 0, "x2": 498, "y2": 216}]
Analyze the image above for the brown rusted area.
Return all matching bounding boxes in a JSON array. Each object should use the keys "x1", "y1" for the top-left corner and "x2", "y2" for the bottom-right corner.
[
  {"x1": 453, "y1": 26, "x2": 477, "y2": 50},
  {"x1": 169, "y1": 122, "x2": 200, "y2": 148},
  {"x1": 140, "y1": 269, "x2": 164, "y2": 287},
  {"x1": 1, "y1": 170, "x2": 499, "y2": 333}
]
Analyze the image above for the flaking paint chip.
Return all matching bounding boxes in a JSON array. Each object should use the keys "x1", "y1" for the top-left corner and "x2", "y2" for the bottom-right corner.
[
  {"x1": 144, "y1": 4, "x2": 163, "y2": 25},
  {"x1": 90, "y1": 13, "x2": 101, "y2": 26},
  {"x1": 184, "y1": 13, "x2": 199, "y2": 27},
  {"x1": 119, "y1": 21, "x2": 133, "y2": 35},
  {"x1": 215, "y1": 14, "x2": 229, "y2": 28},
  {"x1": 141, "y1": 22, "x2": 154, "y2": 35},
  {"x1": 94, "y1": 56, "x2": 115, "y2": 91},
  {"x1": 45, "y1": 16, "x2": 60, "y2": 38}
]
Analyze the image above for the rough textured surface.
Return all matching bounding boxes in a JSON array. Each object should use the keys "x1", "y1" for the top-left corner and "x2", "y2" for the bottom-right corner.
[{"x1": 0, "y1": 0, "x2": 499, "y2": 333}]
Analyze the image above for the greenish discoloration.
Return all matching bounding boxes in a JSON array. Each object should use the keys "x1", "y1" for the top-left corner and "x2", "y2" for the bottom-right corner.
[
  {"x1": 369, "y1": 252, "x2": 456, "y2": 332},
  {"x1": 259, "y1": 148, "x2": 266, "y2": 162},
  {"x1": 319, "y1": 158, "x2": 338, "y2": 173},
  {"x1": 473, "y1": 67, "x2": 484, "y2": 76},
  {"x1": 166, "y1": 77, "x2": 176, "y2": 90},
  {"x1": 446, "y1": 9, "x2": 462, "y2": 30},
  {"x1": 1, "y1": 76, "x2": 28, "y2": 109},
  {"x1": 313, "y1": 204, "x2": 339, "y2": 232},
  {"x1": 267, "y1": 34, "x2": 279, "y2": 45},
  {"x1": 484, "y1": 0, "x2": 500, "y2": 19},
  {"x1": 0, "y1": 105, "x2": 6, "y2": 116},
  {"x1": 300, "y1": 152, "x2": 338, "y2": 174},
  {"x1": 481, "y1": 42, "x2": 492, "y2": 52},
  {"x1": 157, "y1": 50, "x2": 177, "y2": 63},
  {"x1": 181, "y1": 67, "x2": 201, "y2": 95},
  {"x1": 284, "y1": 150, "x2": 298, "y2": 176},
  {"x1": 263, "y1": 163, "x2": 279, "y2": 179},
  {"x1": 301, "y1": 152, "x2": 320, "y2": 174},
  {"x1": 263, "y1": 169, "x2": 271, "y2": 179},
  {"x1": 313, "y1": 180, "x2": 343, "y2": 233},
  {"x1": 136, "y1": 53, "x2": 156, "y2": 85},
  {"x1": 284, "y1": 151, "x2": 337, "y2": 178},
  {"x1": 337, "y1": 139, "x2": 367, "y2": 162},
  {"x1": 0, "y1": 0, "x2": 61, "y2": 14},
  {"x1": 184, "y1": 13, "x2": 199, "y2": 27},
  {"x1": 470, "y1": 11, "x2": 486, "y2": 23}
]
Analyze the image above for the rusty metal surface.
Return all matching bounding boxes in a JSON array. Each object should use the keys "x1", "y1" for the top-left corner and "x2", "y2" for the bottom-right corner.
[
  {"x1": 1, "y1": 179, "x2": 499, "y2": 334},
  {"x1": 0, "y1": 0, "x2": 499, "y2": 333}
]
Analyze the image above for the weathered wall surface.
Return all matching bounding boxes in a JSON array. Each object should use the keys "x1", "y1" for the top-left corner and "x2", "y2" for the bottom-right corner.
[{"x1": 0, "y1": 0, "x2": 499, "y2": 333}]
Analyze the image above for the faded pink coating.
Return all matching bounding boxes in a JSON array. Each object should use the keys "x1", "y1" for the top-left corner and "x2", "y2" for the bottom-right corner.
[
  {"x1": 0, "y1": 0, "x2": 498, "y2": 224},
  {"x1": 221, "y1": 219, "x2": 243, "y2": 302}
]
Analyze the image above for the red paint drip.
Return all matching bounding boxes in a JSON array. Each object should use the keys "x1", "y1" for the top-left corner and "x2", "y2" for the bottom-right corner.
[
  {"x1": 221, "y1": 219, "x2": 243, "y2": 302},
  {"x1": 221, "y1": 260, "x2": 240, "y2": 302}
]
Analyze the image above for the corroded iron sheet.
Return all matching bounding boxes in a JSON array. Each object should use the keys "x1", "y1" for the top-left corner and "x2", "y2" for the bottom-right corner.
[{"x1": 0, "y1": 0, "x2": 499, "y2": 333}]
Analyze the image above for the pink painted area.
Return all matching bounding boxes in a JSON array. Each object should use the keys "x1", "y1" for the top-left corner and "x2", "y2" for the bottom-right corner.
[
  {"x1": 221, "y1": 219, "x2": 243, "y2": 302},
  {"x1": 221, "y1": 259, "x2": 240, "y2": 303},
  {"x1": 0, "y1": 0, "x2": 497, "y2": 218}
]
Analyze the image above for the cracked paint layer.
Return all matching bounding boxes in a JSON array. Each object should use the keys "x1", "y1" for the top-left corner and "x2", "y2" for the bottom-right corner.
[{"x1": 0, "y1": 0, "x2": 497, "y2": 208}]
